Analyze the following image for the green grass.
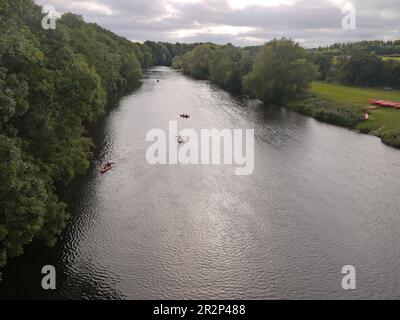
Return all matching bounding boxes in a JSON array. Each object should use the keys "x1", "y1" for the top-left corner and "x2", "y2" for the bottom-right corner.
[
  {"x1": 357, "y1": 108, "x2": 400, "y2": 133},
  {"x1": 311, "y1": 82, "x2": 400, "y2": 134},
  {"x1": 311, "y1": 82, "x2": 400, "y2": 106},
  {"x1": 382, "y1": 56, "x2": 400, "y2": 62}
]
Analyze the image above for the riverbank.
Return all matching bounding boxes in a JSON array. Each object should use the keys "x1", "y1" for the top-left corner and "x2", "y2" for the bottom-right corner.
[
  {"x1": 176, "y1": 62, "x2": 400, "y2": 149},
  {"x1": 3, "y1": 67, "x2": 400, "y2": 299},
  {"x1": 288, "y1": 82, "x2": 400, "y2": 149}
]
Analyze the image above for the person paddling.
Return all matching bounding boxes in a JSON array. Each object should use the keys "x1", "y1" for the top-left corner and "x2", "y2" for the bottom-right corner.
[
  {"x1": 105, "y1": 161, "x2": 113, "y2": 168},
  {"x1": 176, "y1": 135, "x2": 185, "y2": 144}
]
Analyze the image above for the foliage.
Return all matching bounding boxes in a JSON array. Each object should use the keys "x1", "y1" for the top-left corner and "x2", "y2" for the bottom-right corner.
[
  {"x1": 172, "y1": 55, "x2": 183, "y2": 69},
  {"x1": 296, "y1": 81, "x2": 400, "y2": 148},
  {"x1": 311, "y1": 41, "x2": 400, "y2": 88},
  {"x1": 381, "y1": 129, "x2": 400, "y2": 148},
  {"x1": 243, "y1": 39, "x2": 319, "y2": 102},
  {"x1": 60, "y1": 13, "x2": 143, "y2": 94},
  {"x1": 208, "y1": 44, "x2": 253, "y2": 93},
  {"x1": 179, "y1": 39, "x2": 319, "y2": 99},
  {"x1": 0, "y1": 0, "x2": 183, "y2": 277},
  {"x1": 144, "y1": 41, "x2": 173, "y2": 66},
  {"x1": 181, "y1": 44, "x2": 216, "y2": 79},
  {"x1": 312, "y1": 40, "x2": 400, "y2": 57},
  {"x1": 289, "y1": 94, "x2": 363, "y2": 128},
  {"x1": 340, "y1": 53, "x2": 384, "y2": 87}
]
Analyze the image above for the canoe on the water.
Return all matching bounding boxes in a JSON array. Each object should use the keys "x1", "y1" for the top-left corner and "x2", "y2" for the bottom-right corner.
[
  {"x1": 100, "y1": 166, "x2": 112, "y2": 174},
  {"x1": 100, "y1": 162, "x2": 115, "y2": 174}
]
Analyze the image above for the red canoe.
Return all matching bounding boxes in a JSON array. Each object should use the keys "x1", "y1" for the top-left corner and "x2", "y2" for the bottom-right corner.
[
  {"x1": 100, "y1": 166, "x2": 112, "y2": 174},
  {"x1": 369, "y1": 99, "x2": 400, "y2": 108},
  {"x1": 100, "y1": 162, "x2": 115, "y2": 174}
]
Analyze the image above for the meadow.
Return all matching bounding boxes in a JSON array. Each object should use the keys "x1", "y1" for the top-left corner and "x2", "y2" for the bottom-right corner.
[
  {"x1": 382, "y1": 56, "x2": 400, "y2": 62},
  {"x1": 311, "y1": 82, "x2": 400, "y2": 134},
  {"x1": 288, "y1": 82, "x2": 400, "y2": 148}
]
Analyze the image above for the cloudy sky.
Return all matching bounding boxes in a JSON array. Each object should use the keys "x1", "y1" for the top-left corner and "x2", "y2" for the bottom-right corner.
[{"x1": 35, "y1": 0, "x2": 399, "y2": 47}]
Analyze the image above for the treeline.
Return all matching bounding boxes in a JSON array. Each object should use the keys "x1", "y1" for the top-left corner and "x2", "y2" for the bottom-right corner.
[
  {"x1": 144, "y1": 41, "x2": 199, "y2": 66},
  {"x1": 311, "y1": 41, "x2": 400, "y2": 88},
  {"x1": 312, "y1": 40, "x2": 400, "y2": 57},
  {"x1": 210, "y1": 40, "x2": 400, "y2": 88},
  {"x1": 0, "y1": 0, "x2": 186, "y2": 277},
  {"x1": 174, "y1": 40, "x2": 399, "y2": 147},
  {"x1": 174, "y1": 40, "x2": 363, "y2": 128},
  {"x1": 174, "y1": 39, "x2": 318, "y2": 103}
]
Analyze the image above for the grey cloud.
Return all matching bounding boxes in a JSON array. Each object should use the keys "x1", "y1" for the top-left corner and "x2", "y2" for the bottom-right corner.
[{"x1": 35, "y1": 0, "x2": 399, "y2": 47}]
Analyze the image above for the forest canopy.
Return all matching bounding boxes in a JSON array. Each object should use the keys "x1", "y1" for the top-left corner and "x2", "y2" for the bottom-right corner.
[
  {"x1": 176, "y1": 40, "x2": 318, "y2": 102},
  {"x1": 0, "y1": 0, "x2": 187, "y2": 277}
]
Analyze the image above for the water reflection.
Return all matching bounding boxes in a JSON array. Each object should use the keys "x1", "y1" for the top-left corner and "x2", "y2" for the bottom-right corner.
[{"x1": 1, "y1": 67, "x2": 400, "y2": 300}]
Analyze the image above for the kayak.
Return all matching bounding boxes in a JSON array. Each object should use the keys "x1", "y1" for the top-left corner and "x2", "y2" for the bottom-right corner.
[
  {"x1": 100, "y1": 166, "x2": 112, "y2": 174},
  {"x1": 369, "y1": 99, "x2": 400, "y2": 108},
  {"x1": 100, "y1": 162, "x2": 115, "y2": 174}
]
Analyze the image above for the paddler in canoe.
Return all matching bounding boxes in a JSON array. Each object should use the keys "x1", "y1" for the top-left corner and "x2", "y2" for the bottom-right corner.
[
  {"x1": 175, "y1": 135, "x2": 185, "y2": 144},
  {"x1": 100, "y1": 161, "x2": 115, "y2": 174}
]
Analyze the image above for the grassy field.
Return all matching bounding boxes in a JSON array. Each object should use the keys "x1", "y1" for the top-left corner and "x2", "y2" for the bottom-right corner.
[
  {"x1": 311, "y1": 82, "x2": 400, "y2": 134},
  {"x1": 382, "y1": 56, "x2": 400, "y2": 62}
]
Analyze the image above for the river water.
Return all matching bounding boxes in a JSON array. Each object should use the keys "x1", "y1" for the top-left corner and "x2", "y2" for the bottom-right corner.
[{"x1": 1, "y1": 67, "x2": 400, "y2": 300}]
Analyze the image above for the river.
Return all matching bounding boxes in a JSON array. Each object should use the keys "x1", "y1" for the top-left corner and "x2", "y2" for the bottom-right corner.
[{"x1": 1, "y1": 67, "x2": 400, "y2": 300}]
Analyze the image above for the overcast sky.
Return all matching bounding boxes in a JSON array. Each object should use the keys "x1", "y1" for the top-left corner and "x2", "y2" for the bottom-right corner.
[{"x1": 35, "y1": 0, "x2": 399, "y2": 47}]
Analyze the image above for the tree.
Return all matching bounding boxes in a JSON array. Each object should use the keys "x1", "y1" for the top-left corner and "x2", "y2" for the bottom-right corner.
[
  {"x1": 382, "y1": 60, "x2": 400, "y2": 88},
  {"x1": 311, "y1": 53, "x2": 333, "y2": 80},
  {"x1": 144, "y1": 41, "x2": 173, "y2": 66},
  {"x1": 0, "y1": 0, "x2": 156, "y2": 278},
  {"x1": 243, "y1": 39, "x2": 319, "y2": 102},
  {"x1": 181, "y1": 44, "x2": 216, "y2": 79},
  {"x1": 0, "y1": 136, "x2": 55, "y2": 273},
  {"x1": 341, "y1": 53, "x2": 384, "y2": 87}
]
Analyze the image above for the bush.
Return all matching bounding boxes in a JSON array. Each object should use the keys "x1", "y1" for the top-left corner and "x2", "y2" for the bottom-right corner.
[
  {"x1": 243, "y1": 39, "x2": 319, "y2": 102},
  {"x1": 290, "y1": 96, "x2": 364, "y2": 128},
  {"x1": 381, "y1": 129, "x2": 400, "y2": 148}
]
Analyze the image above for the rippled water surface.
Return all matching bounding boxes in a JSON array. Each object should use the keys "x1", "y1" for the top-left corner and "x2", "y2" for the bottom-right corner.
[{"x1": 1, "y1": 67, "x2": 400, "y2": 299}]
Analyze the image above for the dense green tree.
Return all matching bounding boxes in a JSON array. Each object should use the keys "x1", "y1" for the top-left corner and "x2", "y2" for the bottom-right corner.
[
  {"x1": 0, "y1": 0, "x2": 162, "y2": 278},
  {"x1": 144, "y1": 41, "x2": 173, "y2": 66},
  {"x1": 181, "y1": 44, "x2": 216, "y2": 79},
  {"x1": 340, "y1": 53, "x2": 384, "y2": 87},
  {"x1": 179, "y1": 40, "x2": 318, "y2": 99},
  {"x1": 61, "y1": 14, "x2": 143, "y2": 94},
  {"x1": 383, "y1": 60, "x2": 400, "y2": 88},
  {"x1": 311, "y1": 40, "x2": 400, "y2": 88},
  {"x1": 0, "y1": 135, "x2": 68, "y2": 279},
  {"x1": 313, "y1": 40, "x2": 400, "y2": 57},
  {"x1": 243, "y1": 39, "x2": 319, "y2": 102},
  {"x1": 311, "y1": 53, "x2": 333, "y2": 80},
  {"x1": 0, "y1": 0, "x2": 202, "y2": 279},
  {"x1": 382, "y1": 129, "x2": 400, "y2": 148},
  {"x1": 209, "y1": 45, "x2": 252, "y2": 93},
  {"x1": 172, "y1": 55, "x2": 183, "y2": 69}
]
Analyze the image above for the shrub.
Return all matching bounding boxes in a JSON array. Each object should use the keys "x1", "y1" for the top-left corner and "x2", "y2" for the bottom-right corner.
[{"x1": 381, "y1": 129, "x2": 400, "y2": 148}]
